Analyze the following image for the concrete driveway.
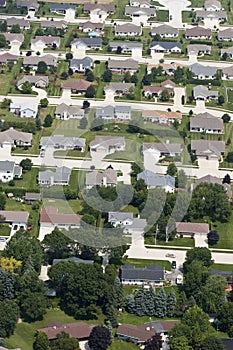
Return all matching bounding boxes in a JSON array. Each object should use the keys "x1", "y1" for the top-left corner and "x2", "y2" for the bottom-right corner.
[
  {"x1": 38, "y1": 226, "x2": 53, "y2": 242},
  {"x1": 158, "y1": 0, "x2": 191, "y2": 27},
  {"x1": 194, "y1": 233, "x2": 208, "y2": 248}
]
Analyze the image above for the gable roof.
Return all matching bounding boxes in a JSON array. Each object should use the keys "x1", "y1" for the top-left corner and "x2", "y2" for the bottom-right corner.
[
  {"x1": 151, "y1": 41, "x2": 182, "y2": 50},
  {"x1": 85, "y1": 168, "x2": 117, "y2": 186},
  {"x1": 218, "y1": 28, "x2": 233, "y2": 38},
  {"x1": 151, "y1": 24, "x2": 178, "y2": 35},
  {"x1": 4, "y1": 33, "x2": 24, "y2": 43},
  {"x1": 90, "y1": 135, "x2": 125, "y2": 149},
  {"x1": 31, "y1": 36, "x2": 60, "y2": 45},
  {"x1": 38, "y1": 322, "x2": 93, "y2": 340},
  {"x1": 0, "y1": 53, "x2": 18, "y2": 64},
  {"x1": 17, "y1": 75, "x2": 49, "y2": 87},
  {"x1": 191, "y1": 140, "x2": 225, "y2": 157},
  {"x1": 125, "y1": 6, "x2": 156, "y2": 16},
  {"x1": 38, "y1": 166, "x2": 71, "y2": 184},
  {"x1": 40, "y1": 135, "x2": 86, "y2": 148},
  {"x1": 50, "y1": 3, "x2": 76, "y2": 11},
  {"x1": 40, "y1": 20, "x2": 67, "y2": 29},
  {"x1": 193, "y1": 85, "x2": 218, "y2": 99},
  {"x1": 40, "y1": 206, "x2": 82, "y2": 225},
  {"x1": 137, "y1": 170, "x2": 175, "y2": 188},
  {"x1": 142, "y1": 142, "x2": 182, "y2": 154},
  {"x1": 185, "y1": 26, "x2": 212, "y2": 37},
  {"x1": 0, "y1": 210, "x2": 29, "y2": 223},
  {"x1": 0, "y1": 127, "x2": 32, "y2": 144},
  {"x1": 108, "y1": 211, "x2": 134, "y2": 222},
  {"x1": 187, "y1": 44, "x2": 211, "y2": 54},
  {"x1": 193, "y1": 175, "x2": 231, "y2": 198},
  {"x1": 7, "y1": 17, "x2": 30, "y2": 27},
  {"x1": 142, "y1": 110, "x2": 182, "y2": 120},
  {"x1": 115, "y1": 23, "x2": 142, "y2": 33},
  {"x1": 23, "y1": 54, "x2": 57, "y2": 66},
  {"x1": 55, "y1": 103, "x2": 84, "y2": 117},
  {"x1": 108, "y1": 58, "x2": 138, "y2": 70},
  {"x1": 61, "y1": 79, "x2": 91, "y2": 91},
  {"x1": 83, "y1": 3, "x2": 114, "y2": 12},
  {"x1": 121, "y1": 264, "x2": 165, "y2": 281},
  {"x1": 190, "y1": 63, "x2": 217, "y2": 76},
  {"x1": 105, "y1": 82, "x2": 135, "y2": 92},
  {"x1": 176, "y1": 222, "x2": 209, "y2": 234},
  {"x1": 71, "y1": 37, "x2": 102, "y2": 47},
  {"x1": 190, "y1": 113, "x2": 223, "y2": 130}
]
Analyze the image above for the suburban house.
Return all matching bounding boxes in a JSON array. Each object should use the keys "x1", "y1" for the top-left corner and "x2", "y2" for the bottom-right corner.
[
  {"x1": 17, "y1": 75, "x2": 49, "y2": 90},
  {"x1": 61, "y1": 80, "x2": 91, "y2": 94},
  {"x1": 0, "y1": 160, "x2": 22, "y2": 182},
  {"x1": 25, "y1": 192, "x2": 41, "y2": 202},
  {"x1": 31, "y1": 36, "x2": 61, "y2": 50},
  {"x1": 7, "y1": 17, "x2": 30, "y2": 30},
  {"x1": 130, "y1": 0, "x2": 151, "y2": 7},
  {"x1": 185, "y1": 26, "x2": 212, "y2": 40},
  {"x1": 150, "y1": 41, "x2": 182, "y2": 54},
  {"x1": 40, "y1": 20, "x2": 67, "y2": 30},
  {"x1": 69, "y1": 57, "x2": 93, "y2": 73},
  {"x1": 38, "y1": 166, "x2": 71, "y2": 186},
  {"x1": 124, "y1": 6, "x2": 156, "y2": 19},
  {"x1": 55, "y1": 103, "x2": 84, "y2": 120},
  {"x1": 142, "y1": 110, "x2": 182, "y2": 124},
  {"x1": 95, "y1": 105, "x2": 131, "y2": 120},
  {"x1": 85, "y1": 168, "x2": 118, "y2": 189},
  {"x1": 187, "y1": 44, "x2": 211, "y2": 55},
  {"x1": 142, "y1": 142, "x2": 183, "y2": 157},
  {"x1": 10, "y1": 101, "x2": 38, "y2": 118},
  {"x1": 176, "y1": 222, "x2": 209, "y2": 239},
  {"x1": 83, "y1": 4, "x2": 114, "y2": 21},
  {"x1": 16, "y1": 0, "x2": 39, "y2": 11},
  {"x1": 191, "y1": 140, "x2": 225, "y2": 160},
  {"x1": 115, "y1": 23, "x2": 142, "y2": 36},
  {"x1": 222, "y1": 66, "x2": 233, "y2": 79},
  {"x1": 144, "y1": 79, "x2": 175, "y2": 98},
  {"x1": 0, "y1": 210, "x2": 29, "y2": 229},
  {"x1": 147, "y1": 62, "x2": 181, "y2": 75},
  {"x1": 71, "y1": 37, "x2": 102, "y2": 50},
  {"x1": 40, "y1": 207, "x2": 82, "y2": 230},
  {"x1": 108, "y1": 212, "x2": 147, "y2": 234},
  {"x1": 79, "y1": 21, "x2": 104, "y2": 35},
  {"x1": 50, "y1": 4, "x2": 76, "y2": 14},
  {"x1": 151, "y1": 24, "x2": 178, "y2": 38},
  {"x1": 193, "y1": 175, "x2": 232, "y2": 199},
  {"x1": 190, "y1": 112, "x2": 224, "y2": 134},
  {"x1": 137, "y1": 170, "x2": 175, "y2": 192},
  {"x1": 221, "y1": 339, "x2": 233, "y2": 350},
  {"x1": 40, "y1": 135, "x2": 86, "y2": 151},
  {"x1": 108, "y1": 58, "x2": 138, "y2": 74},
  {"x1": 217, "y1": 28, "x2": 233, "y2": 41},
  {"x1": 193, "y1": 85, "x2": 218, "y2": 100},
  {"x1": 195, "y1": 10, "x2": 227, "y2": 21},
  {"x1": 0, "y1": 53, "x2": 18, "y2": 65},
  {"x1": 221, "y1": 47, "x2": 233, "y2": 58},
  {"x1": 204, "y1": 0, "x2": 221, "y2": 11},
  {"x1": 109, "y1": 41, "x2": 142, "y2": 53},
  {"x1": 104, "y1": 82, "x2": 135, "y2": 97},
  {"x1": 23, "y1": 54, "x2": 58, "y2": 68},
  {"x1": 190, "y1": 63, "x2": 217, "y2": 79},
  {"x1": 38, "y1": 322, "x2": 93, "y2": 341},
  {"x1": 0, "y1": 127, "x2": 32, "y2": 147},
  {"x1": 4, "y1": 33, "x2": 24, "y2": 46},
  {"x1": 90, "y1": 136, "x2": 126, "y2": 153},
  {"x1": 120, "y1": 264, "x2": 165, "y2": 286}
]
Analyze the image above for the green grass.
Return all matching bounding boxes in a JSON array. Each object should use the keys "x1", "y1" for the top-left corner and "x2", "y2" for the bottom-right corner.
[
  {"x1": 210, "y1": 211, "x2": 233, "y2": 249},
  {"x1": 0, "y1": 224, "x2": 11, "y2": 236},
  {"x1": 125, "y1": 258, "x2": 171, "y2": 271},
  {"x1": 156, "y1": 238, "x2": 195, "y2": 248},
  {"x1": 156, "y1": 10, "x2": 169, "y2": 22},
  {"x1": 212, "y1": 263, "x2": 233, "y2": 272},
  {"x1": 109, "y1": 340, "x2": 139, "y2": 349}
]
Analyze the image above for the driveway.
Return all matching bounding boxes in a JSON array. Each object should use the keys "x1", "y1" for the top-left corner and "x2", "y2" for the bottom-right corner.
[
  {"x1": 194, "y1": 233, "x2": 208, "y2": 248},
  {"x1": 38, "y1": 226, "x2": 53, "y2": 242},
  {"x1": 173, "y1": 87, "x2": 186, "y2": 109},
  {"x1": 158, "y1": 0, "x2": 191, "y2": 27}
]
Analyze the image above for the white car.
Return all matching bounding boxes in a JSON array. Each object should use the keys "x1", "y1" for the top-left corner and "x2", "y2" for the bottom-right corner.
[
  {"x1": 165, "y1": 253, "x2": 176, "y2": 258},
  {"x1": 176, "y1": 274, "x2": 183, "y2": 285}
]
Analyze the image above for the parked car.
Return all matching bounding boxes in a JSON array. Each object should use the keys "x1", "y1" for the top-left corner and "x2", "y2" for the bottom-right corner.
[
  {"x1": 165, "y1": 253, "x2": 176, "y2": 258},
  {"x1": 176, "y1": 274, "x2": 183, "y2": 285},
  {"x1": 171, "y1": 261, "x2": 177, "y2": 269},
  {"x1": 27, "y1": 226, "x2": 32, "y2": 231}
]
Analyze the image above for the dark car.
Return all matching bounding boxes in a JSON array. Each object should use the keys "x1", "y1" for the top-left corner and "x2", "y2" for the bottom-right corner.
[{"x1": 171, "y1": 261, "x2": 177, "y2": 269}]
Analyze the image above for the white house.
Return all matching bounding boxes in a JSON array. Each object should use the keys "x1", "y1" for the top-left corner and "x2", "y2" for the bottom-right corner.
[
  {"x1": 0, "y1": 161, "x2": 22, "y2": 182},
  {"x1": 10, "y1": 102, "x2": 38, "y2": 118}
]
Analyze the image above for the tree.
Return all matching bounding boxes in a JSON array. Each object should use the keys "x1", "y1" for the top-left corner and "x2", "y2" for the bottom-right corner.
[
  {"x1": 0, "y1": 34, "x2": 6, "y2": 48},
  {"x1": 201, "y1": 274, "x2": 226, "y2": 313},
  {"x1": 40, "y1": 98, "x2": 49, "y2": 108},
  {"x1": 201, "y1": 336, "x2": 225, "y2": 350},
  {"x1": 169, "y1": 336, "x2": 192, "y2": 350},
  {"x1": 223, "y1": 173, "x2": 231, "y2": 184},
  {"x1": 166, "y1": 289, "x2": 177, "y2": 317},
  {"x1": 21, "y1": 81, "x2": 32, "y2": 94},
  {"x1": 43, "y1": 114, "x2": 53, "y2": 127},
  {"x1": 20, "y1": 158, "x2": 33, "y2": 171},
  {"x1": 0, "y1": 300, "x2": 19, "y2": 338},
  {"x1": 90, "y1": 118, "x2": 103, "y2": 131},
  {"x1": 85, "y1": 85, "x2": 95, "y2": 98},
  {"x1": 227, "y1": 151, "x2": 233, "y2": 162},
  {"x1": 42, "y1": 228, "x2": 73, "y2": 264},
  {"x1": 82, "y1": 100, "x2": 90, "y2": 110},
  {"x1": 50, "y1": 332, "x2": 80, "y2": 350},
  {"x1": 155, "y1": 288, "x2": 167, "y2": 317},
  {"x1": 88, "y1": 326, "x2": 111, "y2": 350},
  {"x1": 167, "y1": 163, "x2": 177, "y2": 177},
  {"x1": 36, "y1": 117, "x2": 42, "y2": 130},
  {"x1": 134, "y1": 287, "x2": 146, "y2": 316},
  {"x1": 0, "y1": 193, "x2": 6, "y2": 210},
  {"x1": 207, "y1": 231, "x2": 219, "y2": 245},
  {"x1": 125, "y1": 294, "x2": 135, "y2": 314},
  {"x1": 177, "y1": 169, "x2": 187, "y2": 188},
  {"x1": 0, "y1": 268, "x2": 16, "y2": 301},
  {"x1": 116, "y1": 46, "x2": 122, "y2": 54},
  {"x1": 183, "y1": 260, "x2": 210, "y2": 299},
  {"x1": 222, "y1": 113, "x2": 231, "y2": 123},
  {"x1": 160, "y1": 88, "x2": 170, "y2": 101},
  {"x1": 60, "y1": 72, "x2": 68, "y2": 80},
  {"x1": 131, "y1": 74, "x2": 138, "y2": 84},
  {"x1": 144, "y1": 287, "x2": 155, "y2": 316},
  {"x1": 218, "y1": 302, "x2": 233, "y2": 334},
  {"x1": 124, "y1": 71, "x2": 131, "y2": 83},
  {"x1": 0, "y1": 21, "x2": 7, "y2": 33},
  {"x1": 86, "y1": 71, "x2": 95, "y2": 82},
  {"x1": 218, "y1": 95, "x2": 225, "y2": 105},
  {"x1": 144, "y1": 334, "x2": 162, "y2": 350},
  {"x1": 37, "y1": 61, "x2": 48, "y2": 74},
  {"x1": 21, "y1": 292, "x2": 47, "y2": 322},
  {"x1": 65, "y1": 52, "x2": 73, "y2": 60},
  {"x1": 221, "y1": 52, "x2": 228, "y2": 60},
  {"x1": 79, "y1": 117, "x2": 88, "y2": 129},
  {"x1": 102, "y1": 69, "x2": 112, "y2": 82},
  {"x1": 10, "y1": 24, "x2": 21, "y2": 33},
  {"x1": 184, "y1": 248, "x2": 213, "y2": 272},
  {"x1": 33, "y1": 331, "x2": 50, "y2": 350}
]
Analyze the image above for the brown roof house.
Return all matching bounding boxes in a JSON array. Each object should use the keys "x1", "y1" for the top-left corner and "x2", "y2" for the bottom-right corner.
[
  {"x1": 7, "y1": 17, "x2": 30, "y2": 30},
  {"x1": 17, "y1": 75, "x2": 49, "y2": 90},
  {"x1": 79, "y1": 21, "x2": 104, "y2": 34},
  {"x1": 115, "y1": 23, "x2": 142, "y2": 36},
  {"x1": 144, "y1": 79, "x2": 175, "y2": 98},
  {"x1": 31, "y1": 36, "x2": 60, "y2": 52},
  {"x1": 83, "y1": 4, "x2": 115, "y2": 22},
  {"x1": 222, "y1": 66, "x2": 233, "y2": 80},
  {"x1": 185, "y1": 26, "x2": 212, "y2": 40},
  {"x1": 0, "y1": 53, "x2": 18, "y2": 65},
  {"x1": 38, "y1": 322, "x2": 94, "y2": 341},
  {"x1": 0, "y1": 127, "x2": 32, "y2": 147},
  {"x1": 193, "y1": 175, "x2": 232, "y2": 199},
  {"x1": 217, "y1": 28, "x2": 233, "y2": 41},
  {"x1": 23, "y1": 54, "x2": 57, "y2": 68},
  {"x1": 85, "y1": 167, "x2": 118, "y2": 189},
  {"x1": 108, "y1": 58, "x2": 138, "y2": 75},
  {"x1": 147, "y1": 62, "x2": 181, "y2": 75},
  {"x1": 0, "y1": 210, "x2": 29, "y2": 230},
  {"x1": 104, "y1": 82, "x2": 135, "y2": 97},
  {"x1": 190, "y1": 112, "x2": 224, "y2": 134},
  {"x1": 4, "y1": 33, "x2": 24, "y2": 46},
  {"x1": 191, "y1": 139, "x2": 225, "y2": 160},
  {"x1": 176, "y1": 222, "x2": 209, "y2": 239},
  {"x1": 61, "y1": 79, "x2": 91, "y2": 94},
  {"x1": 40, "y1": 207, "x2": 82, "y2": 230},
  {"x1": 142, "y1": 110, "x2": 182, "y2": 125},
  {"x1": 90, "y1": 135, "x2": 125, "y2": 153}
]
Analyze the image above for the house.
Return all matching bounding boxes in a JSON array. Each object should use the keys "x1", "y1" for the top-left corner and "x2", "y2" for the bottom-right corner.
[
  {"x1": 150, "y1": 41, "x2": 182, "y2": 54},
  {"x1": 144, "y1": 80, "x2": 175, "y2": 98},
  {"x1": 53, "y1": 257, "x2": 94, "y2": 265},
  {"x1": 142, "y1": 142, "x2": 183, "y2": 157},
  {"x1": 0, "y1": 0, "x2": 6, "y2": 7},
  {"x1": 25, "y1": 192, "x2": 41, "y2": 202},
  {"x1": 204, "y1": 0, "x2": 221, "y2": 11},
  {"x1": 38, "y1": 167, "x2": 71, "y2": 186},
  {"x1": 79, "y1": 21, "x2": 104, "y2": 35},
  {"x1": 137, "y1": 170, "x2": 175, "y2": 192},
  {"x1": 193, "y1": 85, "x2": 218, "y2": 100},
  {"x1": 109, "y1": 41, "x2": 143, "y2": 53},
  {"x1": 7, "y1": 18, "x2": 30, "y2": 30},
  {"x1": 31, "y1": 36, "x2": 61, "y2": 50},
  {"x1": 191, "y1": 140, "x2": 225, "y2": 160},
  {"x1": 40, "y1": 207, "x2": 82, "y2": 230},
  {"x1": 108, "y1": 212, "x2": 147, "y2": 234},
  {"x1": 17, "y1": 75, "x2": 49, "y2": 90},
  {"x1": 185, "y1": 26, "x2": 212, "y2": 40},
  {"x1": 10, "y1": 101, "x2": 38, "y2": 118},
  {"x1": 69, "y1": 57, "x2": 93, "y2": 73},
  {"x1": 221, "y1": 339, "x2": 233, "y2": 350},
  {"x1": 147, "y1": 62, "x2": 181, "y2": 75},
  {"x1": 222, "y1": 66, "x2": 233, "y2": 80},
  {"x1": 190, "y1": 63, "x2": 217, "y2": 79},
  {"x1": 176, "y1": 222, "x2": 209, "y2": 238},
  {"x1": 151, "y1": 24, "x2": 178, "y2": 38},
  {"x1": 193, "y1": 175, "x2": 231, "y2": 198},
  {"x1": 90, "y1": 136, "x2": 125, "y2": 153},
  {"x1": 38, "y1": 321, "x2": 93, "y2": 341},
  {"x1": 115, "y1": 23, "x2": 142, "y2": 36},
  {"x1": 190, "y1": 112, "x2": 224, "y2": 134},
  {"x1": 55, "y1": 103, "x2": 84, "y2": 120},
  {"x1": 49, "y1": 4, "x2": 76, "y2": 14},
  {"x1": 0, "y1": 53, "x2": 18, "y2": 65},
  {"x1": 195, "y1": 10, "x2": 227, "y2": 21},
  {"x1": 0, "y1": 161, "x2": 22, "y2": 182},
  {"x1": 187, "y1": 44, "x2": 211, "y2": 55},
  {"x1": 95, "y1": 105, "x2": 131, "y2": 120},
  {"x1": 71, "y1": 37, "x2": 102, "y2": 50},
  {"x1": 142, "y1": 110, "x2": 182, "y2": 124},
  {"x1": 83, "y1": 4, "x2": 114, "y2": 21},
  {"x1": 16, "y1": 0, "x2": 39, "y2": 11},
  {"x1": 130, "y1": 0, "x2": 151, "y2": 7},
  {"x1": 40, "y1": 20, "x2": 67, "y2": 30},
  {"x1": 40, "y1": 135, "x2": 86, "y2": 151},
  {"x1": 104, "y1": 82, "x2": 135, "y2": 97},
  {"x1": 221, "y1": 46, "x2": 233, "y2": 58},
  {"x1": 85, "y1": 168, "x2": 118, "y2": 189},
  {"x1": 115, "y1": 106, "x2": 131, "y2": 119},
  {"x1": 125, "y1": 6, "x2": 156, "y2": 19},
  {"x1": 120, "y1": 264, "x2": 165, "y2": 286},
  {"x1": 108, "y1": 58, "x2": 138, "y2": 74},
  {"x1": 23, "y1": 54, "x2": 57, "y2": 68},
  {"x1": 61, "y1": 80, "x2": 91, "y2": 94},
  {"x1": 0, "y1": 210, "x2": 29, "y2": 229},
  {"x1": 0, "y1": 127, "x2": 32, "y2": 147},
  {"x1": 217, "y1": 28, "x2": 233, "y2": 41},
  {"x1": 4, "y1": 33, "x2": 24, "y2": 46}
]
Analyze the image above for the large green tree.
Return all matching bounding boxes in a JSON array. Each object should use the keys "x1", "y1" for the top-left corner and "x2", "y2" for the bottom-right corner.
[
  {"x1": 88, "y1": 326, "x2": 111, "y2": 350},
  {"x1": 0, "y1": 300, "x2": 19, "y2": 338},
  {"x1": 218, "y1": 302, "x2": 233, "y2": 335},
  {"x1": 50, "y1": 331, "x2": 80, "y2": 350},
  {"x1": 33, "y1": 331, "x2": 50, "y2": 350}
]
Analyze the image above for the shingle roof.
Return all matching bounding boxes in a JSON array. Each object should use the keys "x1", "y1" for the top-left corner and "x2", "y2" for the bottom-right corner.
[
  {"x1": 190, "y1": 113, "x2": 223, "y2": 130},
  {"x1": 61, "y1": 79, "x2": 91, "y2": 91},
  {"x1": 108, "y1": 212, "x2": 134, "y2": 222},
  {"x1": 176, "y1": 222, "x2": 209, "y2": 234},
  {"x1": 40, "y1": 135, "x2": 86, "y2": 148},
  {"x1": 40, "y1": 20, "x2": 67, "y2": 29},
  {"x1": 50, "y1": 3, "x2": 76, "y2": 11},
  {"x1": 218, "y1": 28, "x2": 233, "y2": 39},
  {"x1": 108, "y1": 58, "x2": 138, "y2": 70},
  {"x1": 115, "y1": 23, "x2": 142, "y2": 33},
  {"x1": 7, "y1": 17, "x2": 30, "y2": 27},
  {"x1": 187, "y1": 44, "x2": 211, "y2": 55},
  {"x1": 90, "y1": 135, "x2": 125, "y2": 149},
  {"x1": 0, "y1": 127, "x2": 32, "y2": 144},
  {"x1": 0, "y1": 210, "x2": 29, "y2": 223},
  {"x1": 85, "y1": 168, "x2": 117, "y2": 186},
  {"x1": 55, "y1": 103, "x2": 84, "y2": 117},
  {"x1": 191, "y1": 140, "x2": 225, "y2": 157},
  {"x1": 125, "y1": 6, "x2": 156, "y2": 16},
  {"x1": 71, "y1": 37, "x2": 102, "y2": 47},
  {"x1": 105, "y1": 82, "x2": 134, "y2": 92},
  {"x1": 38, "y1": 166, "x2": 71, "y2": 184},
  {"x1": 31, "y1": 36, "x2": 60, "y2": 45},
  {"x1": 40, "y1": 207, "x2": 82, "y2": 225},
  {"x1": 196, "y1": 9, "x2": 227, "y2": 19},
  {"x1": 193, "y1": 85, "x2": 218, "y2": 99},
  {"x1": 151, "y1": 24, "x2": 178, "y2": 35},
  {"x1": 38, "y1": 322, "x2": 93, "y2": 340},
  {"x1": 0, "y1": 53, "x2": 18, "y2": 64},
  {"x1": 116, "y1": 324, "x2": 155, "y2": 343},
  {"x1": 109, "y1": 41, "x2": 142, "y2": 49},
  {"x1": 4, "y1": 33, "x2": 24, "y2": 43},
  {"x1": 17, "y1": 75, "x2": 49, "y2": 87},
  {"x1": 121, "y1": 264, "x2": 165, "y2": 281},
  {"x1": 95, "y1": 105, "x2": 114, "y2": 119},
  {"x1": 142, "y1": 142, "x2": 182, "y2": 154},
  {"x1": 185, "y1": 26, "x2": 212, "y2": 37},
  {"x1": 190, "y1": 63, "x2": 217, "y2": 76},
  {"x1": 83, "y1": 3, "x2": 114, "y2": 12},
  {"x1": 142, "y1": 110, "x2": 182, "y2": 120},
  {"x1": 150, "y1": 41, "x2": 182, "y2": 50},
  {"x1": 137, "y1": 170, "x2": 175, "y2": 189},
  {"x1": 23, "y1": 54, "x2": 57, "y2": 66}
]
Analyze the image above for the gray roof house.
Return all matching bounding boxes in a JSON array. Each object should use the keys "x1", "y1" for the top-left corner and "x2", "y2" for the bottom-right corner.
[
  {"x1": 185, "y1": 26, "x2": 212, "y2": 40},
  {"x1": 23, "y1": 54, "x2": 57, "y2": 67},
  {"x1": 108, "y1": 212, "x2": 147, "y2": 234},
  {"x1": 190, "y1": 63, "x2": 217, "y2": 79},
  {"x1": 190, "y1": 112, "x2": 224, "y2": 134},
  {"x1": 50, "y1": 4, "x2": 76, "y2": 14},
  {"x1": 31, "y1": 36, "x2": 61, "y2": 48},
  {"x1": 25, "y1": 192, "x2": 41, "y2": 201},
  {"x1": 191, "y1": 140, "x2": 225, "y2": 160},
  {"x1": 137, "y1": 170, "x2": 175, "y2": 192},
  {"x1": 151, "y1": 24, "x2": 178, "y2": 38},
  {"x1": 40, "y1": 20, "x2": 67, "y2": 29},
  {"x1": 195, "y1": 10, "x2": 227, "y2": 20},
  {"x1": 204, "y1": 0, "x2": 221, "y2": 11},
  {"x1": 108, "y1": 58, "x2": 138, "y2": 74},
  {"x1": 104, "y1": 82, "x2": 135, "y2": 96},
  {"x1": 222, "y1": 66, "x2": 233, "y2": 80},
  {"x1": 55, "y1": 103, "x2": 84, "y2": 120},
  {"x1": 150, "y1": 41, "x2": 182, "y2": 53},
  {"x1": 217, "y1": 28, "x2": 233, "y2": 41},
  {"x1": 38, "y1": 166, "x2": 71, "y2": 186},
  {"x1": 142, "y1": 142, "x2": 183, "y2": 157},
  {"x1": 71, "y1": 37, "x2": 102, "y2": 50},
  {"x1": 17, "y1": 75, "x2": 49, "y2": 90},
  {"x1": 125, "y1": 6, "x2": 156, "y2": 18},
  {"x1": 193, "y1": 174, "x2": 232, "y2": 198},
  {"x1": 130, "y1": 0, "x2": 151, "y2": 7},
  {"x1": 4, "y1": 33, "x2": 24, "y2": 44},
  {"x1": 7, "y1": 17, "x2": 30, "y2": 30},
  {"x1": 0, "y1": 160, "x2": 22, "y2": 183},
  {"x1": 10, "y1": 101, "x2": 38, "y2": 118},
  {"x1": 109, "y1": 41, "x2": 143, "y2": 52},
  {"x1": 69, "y1": 57, "x2": 93, "y2": 73},
  {"x1": 0, "y1": 127, "x2": 32, "y2": 147},
  {"x1": 16, "y1": 0, "x2": 39, "y2": 10},
  {"x1": 0, "y1": 210, "x2": 29, "y2": 226},
  {"x1": 187, "y1": 44, "x2": 211, "y2": 55},
  {"x1": 193, "y1": 85, "x2": 218, "y2": 100},
  {"x1": 85, "y1": 168, "x2": 117, "y2": 189},
  {"x1": 221, "y1": 46, "x2": 233, "y2": 58},
  {"x1": 95, "y1": 105, "x2": 131, "y2": 120},
  {"x1": 40, "y1": 135, "x2": 86, "y2": 151},
  {"x1": 115, "y1": 23, "x2": 142, "y2": 36},
  {"x1": 0, "y1": 53, "x2": 19, "y2": 65},
  {"x1": 90, "y1": 136, "x2": 125, "y2": 153},
  {"x1": 121, "y1": 264, "x2": 164, "y2": 286}
]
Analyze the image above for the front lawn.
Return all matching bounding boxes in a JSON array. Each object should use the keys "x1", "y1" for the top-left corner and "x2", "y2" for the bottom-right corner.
[
  {"x1": 125, "y1": 258, "x2": 171, "y2": 271},
  {"x1": 0, "y1": 224, "x2": 11, "y2": 236},
  {"x1": 156, "y1": 10, "x2": 169, "y2": 22},
  {"x1": 109, "y1": 340, "x2": 139, "y2": 349},
  {"x1": 210, "y1": 211, "x2": 233, "y2": 249}
]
